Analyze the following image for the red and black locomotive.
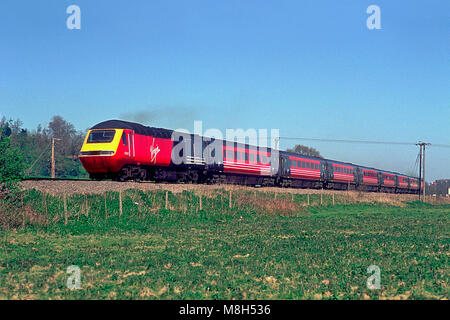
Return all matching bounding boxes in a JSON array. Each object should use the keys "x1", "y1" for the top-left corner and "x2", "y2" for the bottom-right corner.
[{"x1": 79, "y1": 120, "x2": 420, "y2": 194}]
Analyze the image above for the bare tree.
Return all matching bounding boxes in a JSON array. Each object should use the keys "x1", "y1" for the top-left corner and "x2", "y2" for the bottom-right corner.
[{"x1": 286, "y1": 144, "x2": 323, "y2": 158}]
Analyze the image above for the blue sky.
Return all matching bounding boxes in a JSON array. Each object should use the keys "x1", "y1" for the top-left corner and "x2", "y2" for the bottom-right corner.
[{"x1": 0, "y1": 0, "x2": 449, "y2": 181}]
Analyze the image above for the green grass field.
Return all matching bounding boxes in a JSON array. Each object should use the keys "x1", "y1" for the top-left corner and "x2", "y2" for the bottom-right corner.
[{"x1": 0, "y1": 189, "x2": 448, "y2": 299}]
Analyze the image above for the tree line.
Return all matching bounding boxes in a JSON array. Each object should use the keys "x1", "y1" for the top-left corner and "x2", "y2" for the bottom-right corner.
[{"x1": 0, "y1": 115, "x2": 88, "y2": 179}]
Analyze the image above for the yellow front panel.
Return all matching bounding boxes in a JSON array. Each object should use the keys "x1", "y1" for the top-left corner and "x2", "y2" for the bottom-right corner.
[{"x1": 80, "y1": 129, "x2": 124, "y2": 155}]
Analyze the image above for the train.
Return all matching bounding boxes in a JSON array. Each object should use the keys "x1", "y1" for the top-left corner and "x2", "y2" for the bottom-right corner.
[{"x1": 79, "y1": 120, "x2": 420, "y2": 194}]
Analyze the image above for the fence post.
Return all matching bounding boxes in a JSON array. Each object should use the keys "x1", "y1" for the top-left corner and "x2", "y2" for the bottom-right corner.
[
  {"x1": 307, "y1": 194, "x2": 310, "y2": 206},
  {"x1": 320, "y1": 189, "x2": 323, "y2": 205},
  {"x1": 85, "y1": 193, "x2": 89, "y2": 216},
  {"x1": 332, "y1": 193, "x2": 335, "y2": 206},
  {"x1": 165, "y1": 191, "x2": 168, "y2": 209},
  {"x1": 21, "y1": 192, "x2": 25, "y2": 228},
  {"x1": 104, "y1": 193, "x2": 108, "y2": 219},
  {"x1": 63, "y1": 193, "x2": 68, "y2": 225},
  {"x1": 119, "y1": 191, "x2": 123, "y2": 216},
  {"x1": 199, "y1": 194, "x2": 202, "y2": 210},
  {"x1": 43, "y1": 193, "x2": 48, "y2": 222},
  {"x1": 229, "y1": 190, "x2": 232, "y2": 209}
]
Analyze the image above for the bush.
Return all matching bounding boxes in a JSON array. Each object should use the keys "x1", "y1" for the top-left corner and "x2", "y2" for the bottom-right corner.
[{"x1": 0, "y1": 130, "x2": 25, "y2": 195}]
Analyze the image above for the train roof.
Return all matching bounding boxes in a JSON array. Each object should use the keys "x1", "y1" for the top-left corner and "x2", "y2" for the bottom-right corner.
[{"x1": 90, "y1": 120, "x2": 174, "y2": 139}]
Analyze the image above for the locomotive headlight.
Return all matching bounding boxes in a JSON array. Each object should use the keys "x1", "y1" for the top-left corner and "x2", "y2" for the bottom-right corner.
[{"x1": 80, "y1": 151, "x2": 114, "y2": 156}]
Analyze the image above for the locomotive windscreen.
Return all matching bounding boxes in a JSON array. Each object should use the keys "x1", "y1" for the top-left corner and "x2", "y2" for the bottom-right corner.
[{"x1": 87, "y1": 130, "x2": 116, "y2": 143}]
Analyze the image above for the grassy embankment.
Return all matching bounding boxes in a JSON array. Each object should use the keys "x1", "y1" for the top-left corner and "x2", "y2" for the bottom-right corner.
[{"x1": 0, "y1": 189, "x2": 448, "y2": 299}]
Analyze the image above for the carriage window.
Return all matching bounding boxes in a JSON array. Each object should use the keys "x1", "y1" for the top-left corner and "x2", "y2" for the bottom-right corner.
[
  {"x1": 227, "y1": 150, "x2": 233, "y2": 159},
  {"x1": 306, "y1": 162, "x2": 310, "y2": 169},
  {"x1": 87, "y1": 130, "x2": 116, "y2": 143},
  {"x1": 293, "y1": 160, "x2": 297, "y2": 167},
  {"x1": 249, "y1": 153, "x2": 255, "y2": 162}
]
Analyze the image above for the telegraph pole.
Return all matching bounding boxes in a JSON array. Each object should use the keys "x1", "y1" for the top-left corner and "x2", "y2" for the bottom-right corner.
[
  {"x1": 51, "y1": 138, "x2": 62, "y2": 179},
  {"x1": 418, "y1": 144, "x2": 422, "y2": 200},
  {"x1": 416, "y1": 142, "x2": 431, "y2": 201},
  {"x1": 423, "y1": 143, "x2": 427, "y2": 200}
]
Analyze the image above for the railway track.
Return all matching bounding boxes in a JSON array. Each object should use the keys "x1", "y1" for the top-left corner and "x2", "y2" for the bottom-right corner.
[{"x1": 23, "y1": 177, "x2": 92, "y2": 182}]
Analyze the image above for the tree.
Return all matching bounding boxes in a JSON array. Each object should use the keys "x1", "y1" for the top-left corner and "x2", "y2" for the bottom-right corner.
[
  {"x1": 286, "y1": 144, "x2": 323, "y2": 158},
  {"x1": 0, "y1": 123, "x2": 25, "y2": 193}
]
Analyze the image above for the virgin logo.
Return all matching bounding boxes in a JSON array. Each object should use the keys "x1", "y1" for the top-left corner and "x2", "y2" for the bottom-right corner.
[{"x1": 150, "y1": 138, "x2": 160, "y2": 164}]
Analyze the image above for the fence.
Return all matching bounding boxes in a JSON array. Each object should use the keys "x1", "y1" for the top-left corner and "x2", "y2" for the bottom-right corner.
[{"x1": 5, "y1": 187, "x2": 448, "y2": 228}]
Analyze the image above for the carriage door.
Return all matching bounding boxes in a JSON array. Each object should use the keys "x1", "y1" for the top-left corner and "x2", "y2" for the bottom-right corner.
[
  {"x1": 281, "y1": 157, "x2": 290, "y2": 176},
  {"x1": 128, "y1": 131, "x2": 135, "y2": 159},
  {"x1": 123, "y1": 130, "x2": 135, "y2": 159},
  {"x1": 320, "y1": 162, "x2": 325, "y2": 181}
]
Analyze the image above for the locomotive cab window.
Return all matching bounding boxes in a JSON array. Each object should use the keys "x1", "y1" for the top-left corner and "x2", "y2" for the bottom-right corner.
[
  {"x1": 122, "y1": 132, "x2": 127, "y2": 146},
  {"x1": 87, "y1": 130, "x2": 115, "y2": 143}
]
